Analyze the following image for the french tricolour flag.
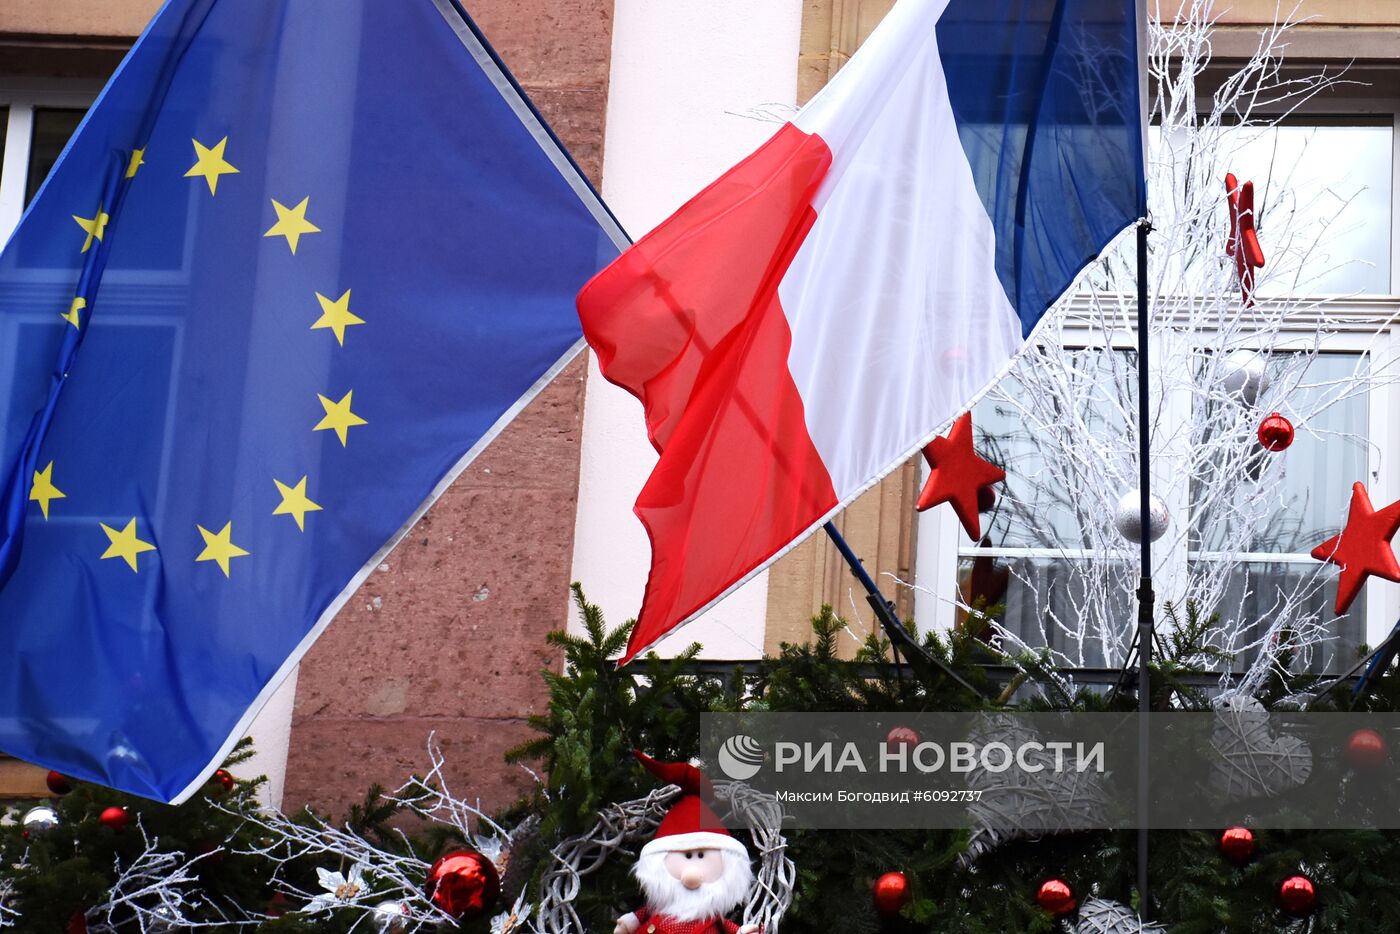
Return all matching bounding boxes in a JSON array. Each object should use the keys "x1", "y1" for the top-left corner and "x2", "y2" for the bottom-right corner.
[{"x1": 578, "y1": 0, "x2": 1147, "y2": 662}]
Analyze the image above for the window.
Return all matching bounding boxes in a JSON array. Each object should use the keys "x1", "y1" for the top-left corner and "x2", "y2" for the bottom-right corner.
[
  {"x1": 936, "y1": 342, "x2": 1382, "y2": 676},
  {"x1": 24, "y1": 107, "x2": 86, "y2": 206},
  {"x1": 914, "y1": 102, "x2": 1400, "y2": 677},
  {"x1": 0, "y1": 83, "x2": 98, "y2": 243}
]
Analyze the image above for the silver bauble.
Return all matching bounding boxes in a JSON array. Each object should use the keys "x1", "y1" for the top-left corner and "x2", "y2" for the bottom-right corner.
[
  {"x1": 20, "y1": 805, "x2": 59, "y2": 836},
  {"x1": 1219, "y1": 349, "x2": 1271, "y2": 405},
  {"x1": 1114, "y1": 489, "x2": 1169, "y2": 543},
  {"x1": 372, "y1": 900, "x2": 409, "y2": 933}
]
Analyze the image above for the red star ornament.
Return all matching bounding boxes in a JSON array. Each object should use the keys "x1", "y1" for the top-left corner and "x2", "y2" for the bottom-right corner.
[
  {"x1": 1226, "y1": 173, "x2": 1266, "y2": 306},
  {"x1": 1310, "y1": 482, "x2": 1400, "y2": 614},
  {"x1": 916, "y1": 412, "x2": 1005, "y2": 539}
]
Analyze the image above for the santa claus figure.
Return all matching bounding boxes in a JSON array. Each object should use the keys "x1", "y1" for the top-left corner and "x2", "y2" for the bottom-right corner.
[{"x1": 614, "y1": 751, "x2": 761, "y2": 934}]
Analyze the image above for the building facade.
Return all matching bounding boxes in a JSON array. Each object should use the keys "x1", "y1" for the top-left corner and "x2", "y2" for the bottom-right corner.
[{"x1": 1, "y1": 0, "x2": 1397, "y2": 812}]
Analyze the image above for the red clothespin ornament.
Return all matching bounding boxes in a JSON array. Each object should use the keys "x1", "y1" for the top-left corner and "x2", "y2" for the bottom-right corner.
[{"x1": 1225, "y1": 173, "x2": 1266, "y2": 306}]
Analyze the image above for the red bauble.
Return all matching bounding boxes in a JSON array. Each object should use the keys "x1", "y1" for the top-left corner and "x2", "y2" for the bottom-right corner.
[
  {"x1": 99, "y1": 806, "x2": 129, "y2": 831},
  {"x1": 885, "y1": 726, "x2": 920, "y2": 750},
  {"x1": 1036, "y1": 878, "x2": 1076, "y2": 916},
  {"x1": 1219, "y1": 826, "x2": 1256, "y2": 865},
  {"x1": 1278, "y1": 875, "x2": 1316, "y2": 916},
  {"x1": 872, "y1": 871, "x2": 910, "y2": 916},
  {"x1": 46, "y1": 770, "x2": 72, "y2": 796},
  {"x1": 1345, "y1": 728, "x2": 1388, "y2": 769},
  {"x1": 424, "y1": 850, "x2": 500, "y2": 922},
  {"x1": 210, "y1": 769, "x2": 235, "y2": 792},
  {"x1": 1258, "y1": 412, "x2": 1294, "y2": 452}
]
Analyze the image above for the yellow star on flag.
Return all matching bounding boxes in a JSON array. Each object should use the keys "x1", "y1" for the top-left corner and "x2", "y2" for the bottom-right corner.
[
  {"x1": 126, "y1": 147, "x2": 145, "y2": 179},
  {"x1": 72, "y1": 206, "x2": 109, "y2": 253},
  {"x1": 62, "y1": 297, "x2": 86, "y2": 329},
  {"x1": 311, "y1": 289, "x2": 364, "y2": 345},
  {"x1": 273, "y1": 476, "x2": 323, "y2": 531},
  {"x1": 314, "y1": 390, "x2": 367, "y2": 447},
  {"x1": 196, "y1": 522, "x2": 250, "y2": 577},
  {"x1": 264, "y1": 197, "x2": 321, "y2": 254},
  {"x1": 184, "y1": 136, "x2": 239, "y2": 195},
  {"x1": 100, "y1": 518, "x2": 156, "y2": 572},
  {"x1": 29, "y1": 462, "x2": 66, "y2": 520}
]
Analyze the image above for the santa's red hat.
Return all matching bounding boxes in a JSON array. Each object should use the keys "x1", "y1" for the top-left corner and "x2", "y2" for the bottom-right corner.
[{"x1": 635, "y1": 751, "x2": 746, "y2": 857}]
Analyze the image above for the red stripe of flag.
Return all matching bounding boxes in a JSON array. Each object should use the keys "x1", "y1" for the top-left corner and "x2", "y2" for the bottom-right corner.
[{"x1": 577, "y1": 123, "x2": 839, "y2": 662}]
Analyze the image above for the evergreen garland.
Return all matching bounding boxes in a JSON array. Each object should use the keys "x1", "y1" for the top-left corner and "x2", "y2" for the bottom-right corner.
[{"x1": 5, "y1": 589, "x2": 1400, "y2": 931}]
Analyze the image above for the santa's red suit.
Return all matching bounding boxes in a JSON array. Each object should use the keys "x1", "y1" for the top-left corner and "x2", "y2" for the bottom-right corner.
[{"x1": 624, "y1": 907, "x2": 743, "y2": 934}]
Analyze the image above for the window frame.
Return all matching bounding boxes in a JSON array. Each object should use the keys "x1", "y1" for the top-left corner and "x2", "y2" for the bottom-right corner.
[
  {"x1": 0, "y1": 78, "x2": 103, "y2": 245},
  {"x1": 918, "y1": 314, "x2": 1400, "y2": 663}
]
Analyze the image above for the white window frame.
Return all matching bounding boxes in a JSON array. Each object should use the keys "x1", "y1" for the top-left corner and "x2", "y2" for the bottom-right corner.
[
  {"x1": 0, "y1": 78, "x2": 103, "y2": 244},
  {"x1": 917, "y1": 312, "x2": 1400, "y2": 658}
]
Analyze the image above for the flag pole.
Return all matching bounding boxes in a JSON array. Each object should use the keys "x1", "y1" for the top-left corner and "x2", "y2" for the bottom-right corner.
[
  {"x1": 823, "y1": 521, "x2": 982, "y2": 696},
  {"x1": 1135, "y1": 217, "x2": 1153, "y2": 917},
  {"x1": 1133, "y1": 0, "x2": 1153, "y2": 913}
]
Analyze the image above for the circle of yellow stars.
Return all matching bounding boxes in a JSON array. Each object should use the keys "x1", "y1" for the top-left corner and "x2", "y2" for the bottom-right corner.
[{"x1": 40, "y1": 131, "x2": 378, "y2": 578}]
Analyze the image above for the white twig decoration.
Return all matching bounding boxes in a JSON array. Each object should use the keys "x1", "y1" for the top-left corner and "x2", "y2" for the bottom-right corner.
[
  {"x1": 83, "y1": 825, "x2": 250, "y2": 932},
  {"x1": 929, "y1": 0, "x2": 1392, "y2": 694}
]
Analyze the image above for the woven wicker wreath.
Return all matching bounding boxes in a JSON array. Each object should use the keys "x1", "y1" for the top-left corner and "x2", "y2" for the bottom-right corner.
[
  {"x1": 1074, "y1": 898, "x2": 1166, "y2": 933},
  {"x1": 531, "y1": 781, "x2": 794, "y2": 934}
]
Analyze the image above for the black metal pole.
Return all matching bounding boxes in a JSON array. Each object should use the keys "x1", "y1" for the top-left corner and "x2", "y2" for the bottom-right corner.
[
  {"x1": 1135, "y1": 219, "x2": 1153, "y2": 917},
  {"x1": 822, "y1": 520, "x2": 982, "y2": 697}
]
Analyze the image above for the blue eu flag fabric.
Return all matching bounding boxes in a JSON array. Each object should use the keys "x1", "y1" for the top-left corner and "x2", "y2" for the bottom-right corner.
[{"x1": 0, "y1": 0, "x2": 622, "y2": 801}]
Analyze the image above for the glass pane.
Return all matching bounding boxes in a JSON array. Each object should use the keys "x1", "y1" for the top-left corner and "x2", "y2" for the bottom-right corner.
[
  {"x1": 957, "y1": 553, "x2": 1133, "y2": 668},
  {"x1": 973, "y1": 347, "x2": 1135, "y2": 549},
  {"x1": 1191, "y1": 352, "x2": 1367, "y2": 555},
  {"x1": 1209, "y1": 559, "x2": 1363, "y2": 676},
  {"x1": 1240, "y1": 123, "x2": 1393, "y2": 296},
  {"x1": 1153, "y1": 122, "x2": 1393, "y2": 296},
  {"x1": 25, "y1": 108, "x2": 86, "y2": 206}
]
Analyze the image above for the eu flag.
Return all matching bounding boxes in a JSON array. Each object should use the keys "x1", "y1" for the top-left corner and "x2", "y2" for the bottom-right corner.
[{"x1": 0, "y1": 0, "x2": 621, "y2": 801}]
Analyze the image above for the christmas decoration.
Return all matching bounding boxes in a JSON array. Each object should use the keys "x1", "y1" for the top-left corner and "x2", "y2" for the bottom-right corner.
[
  {"x1": 1209, "y1": 694, "x2": 1312, "y2": 801},
  {"x1": 959, "y1": 719, "x2": 1110, "y2": 865},
  {"x1": 1219, "y1": 826, "x2": 1256, "y2": 865},
  {"x1": 611, "y1": 752, "x2": 760, "y2": 934},
  {"x1": 1257, "y1": 411, "x2": 1294, "y2": 451},
  {"x1": 916, "y1": 412, "x2": 1005, "y2": 539},
  {"x1": 99, "y1": 806, "x2": 130, "y2": 831},
  {"x1": 1344, "y1": 727, "x2": 1388, "y2": 769},
  {"x1": 1225, "y1": 174, "x2": 1267, "y2": 306},
  {"x1": 303, "y1": 863, "x2": 370, "y2": 913},
  {"x1": 1113, "y1": 488, "x2": 1170, "y2": 544},
  {"x1": 425, "y1": 850, "x2": 500, "y2": 923},
  {"x1": 884, "y1": 725, "x2": 920, "y2": 750},
  {"x1": 46, "y1": 770, "x2": 72, "y2": 796},
  {"x1": 871, "y1": 871, "x2": 910, "y2": 916},
  {"x1": 20, "y1": 806, "x2": 59, "y2": 837},
  {"x1": 210, "y1": 768, "x2": 235, "y2": 792},
  {"x1": 490, "y1": 893, "x2": 534, "y2": 934},
  {"x1": 1278, "y1": 875, "x2": 1317, "y2": 917},
  {"x1": 1218, "y1": 349, "x2": 1271, "y2": 405},
  {"x1": 1074, "y1": 898, "x2": 1166, "y2": 933},
  {"x1": 1036, "y1": 878, "x2": 1076, "y2": 916},
  {"x1": 1310, "y1": 482, "x2": 1400, "y2": 614},
  {"x1": 372, "y1": 899, "x2": 410, "y2": 933}
]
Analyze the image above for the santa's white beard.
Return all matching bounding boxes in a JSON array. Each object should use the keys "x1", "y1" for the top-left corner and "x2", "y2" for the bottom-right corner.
[{"x1": 632, "y1": 849, "x2": 755, "y2": 922}]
